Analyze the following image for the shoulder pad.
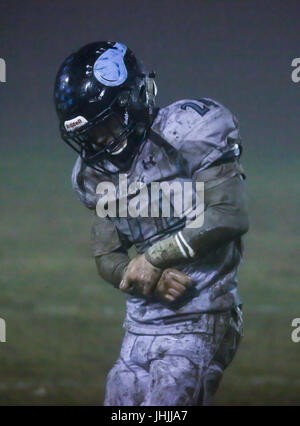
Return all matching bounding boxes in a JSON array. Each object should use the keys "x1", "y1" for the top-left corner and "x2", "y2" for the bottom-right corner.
[{"x1": 152, "y1": 98, "x2": 241, "y2": 173}]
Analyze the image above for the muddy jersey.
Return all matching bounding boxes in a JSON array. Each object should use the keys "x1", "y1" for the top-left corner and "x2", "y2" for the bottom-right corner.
[{"x1": 72, "y1": 98, "x2": 248, "y2": 335}]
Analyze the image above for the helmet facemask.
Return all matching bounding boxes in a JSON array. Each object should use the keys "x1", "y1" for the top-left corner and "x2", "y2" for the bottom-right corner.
[{"x1": 61, "y1": 95, "x2": 137, "y2": 171}]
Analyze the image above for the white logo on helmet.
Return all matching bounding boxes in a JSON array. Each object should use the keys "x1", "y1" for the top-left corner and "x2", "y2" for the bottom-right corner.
[
  {"x1": 64, "y1": 116, "x2": 88, "y2": 131},
  {"x1": 93, "y1": 42, "x2": 128, "y2": 87}
]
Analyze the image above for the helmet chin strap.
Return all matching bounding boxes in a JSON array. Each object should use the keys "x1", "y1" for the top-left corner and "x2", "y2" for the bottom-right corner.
[
  {"x1": 104, "y1": 129, "x2": 145, "y2": 171},
  {"x1": 109, "y1": 139, "x2": 128, "y2": 155}
]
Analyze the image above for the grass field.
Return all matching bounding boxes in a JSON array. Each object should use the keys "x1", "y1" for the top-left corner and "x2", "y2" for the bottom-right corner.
[{"x1": 0, "y1": 143, "x2": 299, "y2": 405}]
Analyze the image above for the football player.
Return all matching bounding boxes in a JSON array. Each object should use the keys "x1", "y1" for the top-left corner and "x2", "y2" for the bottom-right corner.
[{"x1": 54, "y1": 41, "x2": 249, "y2": 406}]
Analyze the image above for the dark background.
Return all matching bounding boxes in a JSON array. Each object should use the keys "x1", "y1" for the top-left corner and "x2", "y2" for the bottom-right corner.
[
  {"x1": 0, "y1": 0, "x2": 299, "y2": 405},
  {"x1": 1, "y1": 0, "x2": 300, "y2": 153}
]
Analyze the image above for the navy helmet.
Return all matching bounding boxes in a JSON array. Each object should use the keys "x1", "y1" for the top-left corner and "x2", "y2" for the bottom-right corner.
[{"x1": 54, "y1": 41, "x2": 157, "y2": 169}]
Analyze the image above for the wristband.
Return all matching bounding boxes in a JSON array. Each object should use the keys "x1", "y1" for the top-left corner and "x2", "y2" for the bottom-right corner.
[{"x1": 145, "y1": 232, "x2": 196, "y2": 269}]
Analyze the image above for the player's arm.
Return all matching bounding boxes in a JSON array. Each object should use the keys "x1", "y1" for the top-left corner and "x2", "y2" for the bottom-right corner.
[
  {"x1": 91, "y1": 213, "x2": 162, "y2": 294},
  {"x1": 144, "y1": 166, "x2": 249, "y2": 269},
  {"x1": 95, "y1": 250, "x2": 130, "y2": 288},
  {"x1": 92, "y1": 213, "x2": 131, "y2": 288},
  {"x1": 145, "y1": 99, "x2": 249, "y2": 269},
  {"x1": 72, "y1": 159, "x2": 169, "y2": 297},
  {"x1": 92, "y1": 214, "x2": 192, "y2": 301}
]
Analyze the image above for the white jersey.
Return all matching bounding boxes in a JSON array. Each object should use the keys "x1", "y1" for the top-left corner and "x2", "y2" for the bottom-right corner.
[{"x1": 72, "y1": 98, "x2": 247, "y2": 335}]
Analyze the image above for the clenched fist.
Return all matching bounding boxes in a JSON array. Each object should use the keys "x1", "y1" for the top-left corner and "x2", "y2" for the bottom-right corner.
[
  {"x1": 119, "y1": 254, "x2": 162, "y2": 297},
  {"x1": 154, "y1": 268, "x2": 194, "y2": 302}
]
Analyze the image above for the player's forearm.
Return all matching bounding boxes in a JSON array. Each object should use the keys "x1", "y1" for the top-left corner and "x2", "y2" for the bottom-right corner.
[
  {"x1": 95, "y1": 252, "x2": 161, "y2": 301},
  {"x1": 145, "y1": 211, "x2": 248, "y2": 269},
  {"x1": 95, "y1": 251, "x2": 130, "y2": 288},
  {"x1": 145, "y1": 175, "x2": 249, "y2": 269}
]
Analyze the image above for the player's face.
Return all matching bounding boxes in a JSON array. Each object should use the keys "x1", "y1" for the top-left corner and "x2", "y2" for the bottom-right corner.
[{"x1": 86, "y1": 115, "x2": 128, "y2": 155}]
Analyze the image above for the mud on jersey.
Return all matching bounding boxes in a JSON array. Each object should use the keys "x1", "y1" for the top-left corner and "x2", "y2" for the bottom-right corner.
[{"x1": 72, "y1": 98, "x2": 248, "y2": 335}]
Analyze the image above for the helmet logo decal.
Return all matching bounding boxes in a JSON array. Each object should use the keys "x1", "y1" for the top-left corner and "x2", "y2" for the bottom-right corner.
[
  {"x1": 64, "y1": 115, "x2": 88, "y2": 131},
  {"x1": 93, "y1": 42, "x2": 128, "y2": 87}
]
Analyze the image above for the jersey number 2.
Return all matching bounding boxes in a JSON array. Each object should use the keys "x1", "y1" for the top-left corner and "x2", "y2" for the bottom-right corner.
[{"x1": 181, "y1": 98, "x2": 218, "y2": 117}]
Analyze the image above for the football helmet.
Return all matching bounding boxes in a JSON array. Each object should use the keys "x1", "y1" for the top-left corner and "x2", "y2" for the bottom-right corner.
[{"x1": 54, "y1": 41, "x2": 158, "y2": 171}]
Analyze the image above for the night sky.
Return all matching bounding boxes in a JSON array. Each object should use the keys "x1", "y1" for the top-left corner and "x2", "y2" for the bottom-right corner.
[{"x1": 1, "y1": 0, "x2": 300, "y2": 156}]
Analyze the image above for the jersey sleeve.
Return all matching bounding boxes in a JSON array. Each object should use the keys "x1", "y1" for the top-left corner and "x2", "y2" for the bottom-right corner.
[
  {"x1": 71, "y1": 156, "x2": 99, "y2": 210},
  {"x1": 154, "y1": 98, "x2": 241, "y2": 176},
  {"x1": 71, "y1": 157, "x2": 132, "y2": 288},
  {"x1": 91, "y1": 213, "x2": 124, "y2": 257}
]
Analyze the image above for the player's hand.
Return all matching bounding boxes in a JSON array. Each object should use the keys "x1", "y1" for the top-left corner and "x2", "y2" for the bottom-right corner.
[
  {"x1": 119, "y1": 254, "x2": 162, "y2": 297},
  {"x1": 154, "y1": 268, "x2": 194, "y2": 302}
]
